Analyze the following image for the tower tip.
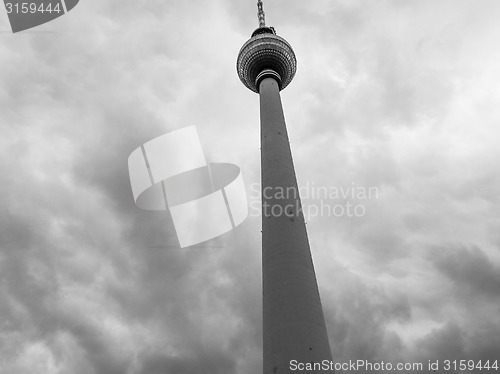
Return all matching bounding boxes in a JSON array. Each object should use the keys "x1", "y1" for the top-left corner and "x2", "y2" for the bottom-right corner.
[{"x1": 257, "y1": 0, "x2": 266, "y2": 27}]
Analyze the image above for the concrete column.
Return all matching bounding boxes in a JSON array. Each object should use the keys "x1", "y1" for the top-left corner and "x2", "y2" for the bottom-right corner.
[{"x1": 260, "y1": 76, "x2": 333, "y2": 374}]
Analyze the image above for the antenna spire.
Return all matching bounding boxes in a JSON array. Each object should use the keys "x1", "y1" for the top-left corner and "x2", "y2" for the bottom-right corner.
[{"x1": 257, "y1": 0, "x2": 266, "y2": 27}]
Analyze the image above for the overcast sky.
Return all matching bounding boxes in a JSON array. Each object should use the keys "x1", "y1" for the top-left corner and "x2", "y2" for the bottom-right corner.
[{"x1": 1, "y1": 0, "x2": 500, "y2": 373}]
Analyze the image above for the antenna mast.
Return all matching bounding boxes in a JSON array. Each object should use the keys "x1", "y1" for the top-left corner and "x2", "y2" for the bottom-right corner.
[{"x1": 257, "y1": 0, "x2": 266, "y2": 27}]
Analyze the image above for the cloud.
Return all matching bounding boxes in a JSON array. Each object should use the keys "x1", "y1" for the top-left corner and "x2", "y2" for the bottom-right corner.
[{"x1": 431, "y1": 245, "x2": 500, "y2": 298}]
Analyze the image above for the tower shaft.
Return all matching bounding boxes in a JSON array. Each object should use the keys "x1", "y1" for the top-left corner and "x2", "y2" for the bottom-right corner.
[{"x1": 260, "y1": 76, "x2": 333, "y2": 373}]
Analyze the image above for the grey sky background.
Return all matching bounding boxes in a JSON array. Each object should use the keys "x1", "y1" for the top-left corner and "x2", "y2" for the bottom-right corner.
[{"x1": 1, "y1": 0, "x2": 500, "y2": 373}]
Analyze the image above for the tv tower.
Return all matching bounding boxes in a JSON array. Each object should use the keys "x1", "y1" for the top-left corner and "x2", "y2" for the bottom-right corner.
[{"x1": 237, "y1": 1, "x2": 333, "y2": 373}]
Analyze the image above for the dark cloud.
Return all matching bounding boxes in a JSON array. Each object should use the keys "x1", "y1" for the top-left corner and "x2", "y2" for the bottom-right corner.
[
  {"x1": 430, "y1": 245, "x2": 500, "y2": 298},
  {"x1": 323, "y1": 265, "x2": 411, "y2": 363},
  {"x1": 413, "y1": 322, "x2": 466, "y2": 363}
]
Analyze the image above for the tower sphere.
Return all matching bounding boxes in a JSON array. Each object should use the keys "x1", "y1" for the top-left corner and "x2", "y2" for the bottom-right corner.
[{"x1": 237, "y1": 27, "x2": 297, "y2": 93}]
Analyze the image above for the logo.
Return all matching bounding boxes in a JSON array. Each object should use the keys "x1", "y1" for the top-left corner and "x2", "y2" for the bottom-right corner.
[
  {"x1": 128, "y1": 126, "x2": 248, "y2": 248},
  {"x1": 4, "y1": 0, "x2": 79, "y2": 33}
]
